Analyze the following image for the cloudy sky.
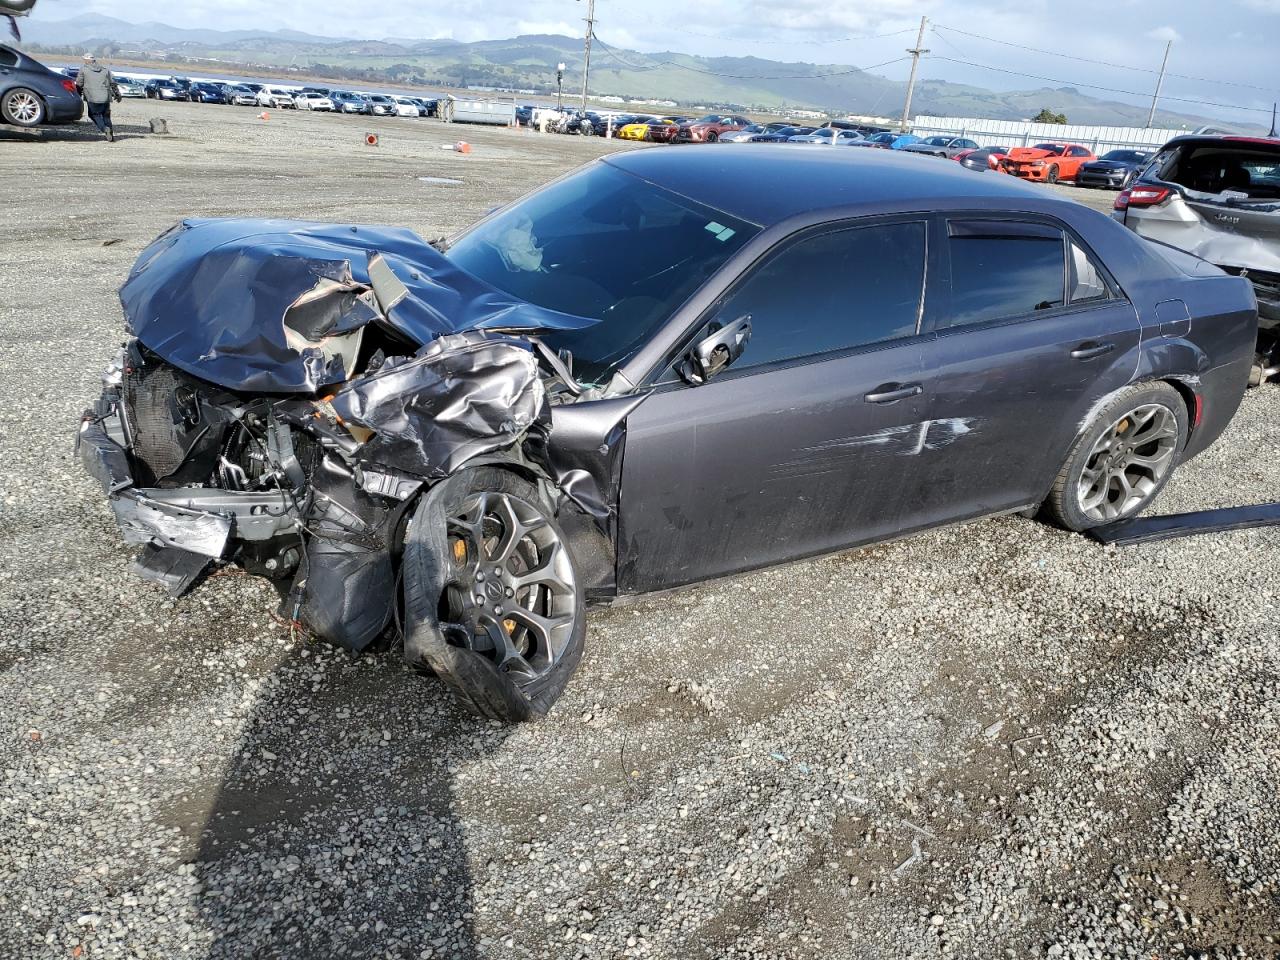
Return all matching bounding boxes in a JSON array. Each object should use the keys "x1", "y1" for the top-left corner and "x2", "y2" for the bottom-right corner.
[{"x1": 35, "y1": 0, "x2": 1280, "y2": 124}]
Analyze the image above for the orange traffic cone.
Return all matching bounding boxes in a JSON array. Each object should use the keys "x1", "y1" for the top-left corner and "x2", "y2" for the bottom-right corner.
[{"x1": 365, "y1": 132, "x2": 379, "y2": 146}]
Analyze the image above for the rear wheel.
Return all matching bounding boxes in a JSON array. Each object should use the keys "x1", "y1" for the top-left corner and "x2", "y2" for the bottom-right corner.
[
  {"x1": 1042, "y1": 383, "x2": 1187, "y2": 531},
  {"x1": 403, "y1": 467, "x2": 585, "y2": 722},
  {"x1": 2, "y1": 87, "x2": 45, "y2": 127}
]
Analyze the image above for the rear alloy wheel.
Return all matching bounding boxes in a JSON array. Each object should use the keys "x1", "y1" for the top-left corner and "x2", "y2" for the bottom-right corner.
[
  {"x1": 1046, "y1": 164, "x2": 1060, "y2": 184},
  {"x1": 403, "y1": 466, "x2": 585, "y2": 721},
  {"x1": 2, "y1": 87, "x2": 45, "y2": 127},
  {"x1": 1042, "y1": 383, "x2": 1187, "y2": 531}
]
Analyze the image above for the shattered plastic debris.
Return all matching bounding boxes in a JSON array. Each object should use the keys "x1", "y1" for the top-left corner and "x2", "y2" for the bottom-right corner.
[{"x1": 119, "y1": 218, "x2": 598, "y2": 393}]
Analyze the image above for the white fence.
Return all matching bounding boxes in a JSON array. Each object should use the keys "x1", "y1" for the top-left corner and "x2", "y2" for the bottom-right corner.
[{"x1": 910, "y1": 116, "x2": 1187, "y2": 154}]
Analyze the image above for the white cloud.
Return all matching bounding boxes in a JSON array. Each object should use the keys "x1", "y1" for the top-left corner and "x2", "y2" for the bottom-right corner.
[{"x1": 1145, "y1": 25, "x2": 1182, "y2": 42}]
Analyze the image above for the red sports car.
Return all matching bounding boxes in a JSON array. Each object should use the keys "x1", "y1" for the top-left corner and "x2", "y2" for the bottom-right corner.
[{"x1": 1000, "y1": 142, "x2": 1096, "y2": 183}]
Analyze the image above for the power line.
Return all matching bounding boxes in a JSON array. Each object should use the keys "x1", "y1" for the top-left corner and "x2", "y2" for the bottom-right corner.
[
  {"x1": 929, "y1": 55, "x2": 1274, "y2": 114},
  {"x1": 592, "y1": 36, "x2": 911, "y2": 81},
  {"x1": 933, "y1": 23, "x2": 1278, "y2": 95},
  {"x1": 636, "y1": 24, "x2": 917, "y2": 46}
]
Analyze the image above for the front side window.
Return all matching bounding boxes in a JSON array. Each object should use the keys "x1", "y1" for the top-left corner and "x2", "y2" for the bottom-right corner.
[
  {"x1": 707, "y1": 221, "x2": 927, "y2": 371},
  {"x1": 447, "y1": 162, "x2": 759, "y2": 385},
  {"x1": 943, "y1": 220, "x2": 1065, "y2": 328}
]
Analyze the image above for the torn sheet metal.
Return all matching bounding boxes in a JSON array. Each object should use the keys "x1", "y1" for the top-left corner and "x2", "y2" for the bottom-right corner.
[
  {"x1": 329, "y1": 332, "x2": 549, "y2": 479},
  {"x1": 130, "y1": 545, "x2": 212, "y2": 598},
  {"x1": 1090, "y1": 501, "x2": 1280, "y2": 547},
  {"x1": 112, "y1": 494, "x2": 233, "y2": 559},
  {"x1": 120, "y1": 218, "x2": 599, "y2": 393}
]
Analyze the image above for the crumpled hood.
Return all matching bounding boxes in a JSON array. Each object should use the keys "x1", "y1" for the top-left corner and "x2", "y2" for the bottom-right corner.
[
  {"x1": 120, "y1": 218, "x2": 596, "y2": 394},
  {"x1": 1006, "y1": 147, "x2": 1063, "y2": 162}
]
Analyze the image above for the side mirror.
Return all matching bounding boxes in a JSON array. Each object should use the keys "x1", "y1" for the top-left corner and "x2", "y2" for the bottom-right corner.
[{"x1": 678, "y1": 314, "x2": 751, "y2": 385}]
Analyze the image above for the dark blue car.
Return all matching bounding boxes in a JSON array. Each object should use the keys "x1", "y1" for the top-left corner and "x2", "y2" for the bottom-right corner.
[
  {"x1": 189, "y1": 82, "x2": 228, "y2": 104},
  {"x1": 0, "y1": 43, "x2": 83, "y2": 127}
]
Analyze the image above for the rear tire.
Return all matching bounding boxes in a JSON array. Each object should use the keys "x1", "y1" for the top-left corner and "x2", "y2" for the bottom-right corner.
[
  {"x1": 2, "y1": 87, "x2": 45, "y2": 127},
  {"x1": 403, "y1": 466, "x2": 586, "y2": 722},
  {"x1": 1042, "y1": 383, "x2": 1187, "y2": 531}
]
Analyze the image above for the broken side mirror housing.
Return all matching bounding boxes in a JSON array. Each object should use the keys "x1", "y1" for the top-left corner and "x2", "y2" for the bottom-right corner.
[{"x1": 678, "y1": 314, "x2": 751, "y2": 385}]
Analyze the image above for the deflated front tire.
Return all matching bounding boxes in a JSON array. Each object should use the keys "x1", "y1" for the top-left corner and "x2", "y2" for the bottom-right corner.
[{"x1": 402, "y1": 466, "x2": 586, "y2": 722}]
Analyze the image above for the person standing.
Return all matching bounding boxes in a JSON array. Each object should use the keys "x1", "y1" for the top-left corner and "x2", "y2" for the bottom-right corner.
[{"x1": 75, "y1": 53, "x2": 121, "y2": 141}]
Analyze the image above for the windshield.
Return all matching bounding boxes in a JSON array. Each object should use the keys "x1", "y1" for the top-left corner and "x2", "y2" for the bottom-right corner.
[
  {"x1": 1102, "y1": 150, "x2": 1147, "y2": 162},
  {"x1": 446, "y1": 162, "x2": 760, "y2": 384},
  {"x1": 1033, "y1": 143, "x2": 1066, "y2": 154}
]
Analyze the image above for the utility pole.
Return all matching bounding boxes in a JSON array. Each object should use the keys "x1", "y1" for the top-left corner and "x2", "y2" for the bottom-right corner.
[
  {"x1": 580, "y1": 0, "x2": 596, "y2": 112},
  {"x1": 900, "y1": 16, "x2": 928, "y2": 133},
  {"x1": 1146, "y1": 39, "x2": 1172, "y2": 129}
]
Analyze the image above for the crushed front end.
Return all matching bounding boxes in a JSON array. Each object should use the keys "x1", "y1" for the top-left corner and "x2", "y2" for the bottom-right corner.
[{"x1": 78, "y1": 331, "x2": 551, "y2": 653}]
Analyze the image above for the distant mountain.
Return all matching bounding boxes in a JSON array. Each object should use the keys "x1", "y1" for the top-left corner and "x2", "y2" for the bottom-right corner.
[{"x1": 16, "y1": 14, "x2": 1245, "y2": 129}]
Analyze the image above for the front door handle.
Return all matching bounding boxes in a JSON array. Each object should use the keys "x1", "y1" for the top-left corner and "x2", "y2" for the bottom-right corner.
[
  {"x1": 864, "y1": 382, "x2": 923, "y2": 404},
  {"x1": 1070, "y1": 341, "x2": 1115, "y2": 360}
]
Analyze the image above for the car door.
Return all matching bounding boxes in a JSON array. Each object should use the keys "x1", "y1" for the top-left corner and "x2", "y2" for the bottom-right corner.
[
  {"x1": 617, "y1": 218, "x2": 939, "y2": 593},
  {"x1": 912, "y1": 216, "x2": 1141, "y2": 523}
]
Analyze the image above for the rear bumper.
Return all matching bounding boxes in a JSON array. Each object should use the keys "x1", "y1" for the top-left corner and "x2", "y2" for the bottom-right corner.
[
  {"x1": 1181, "y1": 355, "x2": 1253, "y2": 462},
  {"x1": 46, "y1": 96, "x2": 84, "y2": 123}
]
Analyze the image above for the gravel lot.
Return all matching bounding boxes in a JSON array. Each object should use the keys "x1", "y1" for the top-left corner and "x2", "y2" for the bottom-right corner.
[{"x1": 2, "y1": 101, "x2": 1278, "y2": 960}]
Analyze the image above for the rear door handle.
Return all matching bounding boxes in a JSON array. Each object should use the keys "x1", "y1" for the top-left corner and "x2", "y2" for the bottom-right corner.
[
  {"x1": 864, "y1": 382, "x2": 923, "y2": 404},
  {"x1": 1070, "y1": 341, "x2": 1115, "y2": 360}
]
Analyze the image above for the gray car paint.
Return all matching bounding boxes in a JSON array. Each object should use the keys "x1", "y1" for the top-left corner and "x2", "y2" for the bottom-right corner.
[{"x1": 79, "y1": 148, "x2": 1258, "y2": 702}]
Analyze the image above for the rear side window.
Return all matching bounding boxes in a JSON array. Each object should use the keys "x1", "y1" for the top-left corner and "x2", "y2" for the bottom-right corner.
[
  {"x1": 943, "y1": 220, "x2": 1065, "y2": 327},
  {"x1": 0, "y1": 49, "x2": 18, "y2": 68},
  {"x1": 716, "y1": 221, "x2": 927, "y2": 370}
]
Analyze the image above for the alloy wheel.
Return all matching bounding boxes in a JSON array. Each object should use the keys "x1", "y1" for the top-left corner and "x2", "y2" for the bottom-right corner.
[
  {"x1": 443, "y1": 491, "x2": 578, "y2": 685},
  {"x1": 1076, "y1": 403, "x2": 1179, "y2": 522},
  {"x1": 6, "y1": 90, "x2": 42, "y2": 125}
]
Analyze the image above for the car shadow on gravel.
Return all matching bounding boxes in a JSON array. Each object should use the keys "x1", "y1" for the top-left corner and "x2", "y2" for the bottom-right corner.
[
  {"x1": 187, "y1": 638, "x2": 504, "y2": 959},
  {"x1": 0, "y1": 122, "x2": 155, "y2": 143}
]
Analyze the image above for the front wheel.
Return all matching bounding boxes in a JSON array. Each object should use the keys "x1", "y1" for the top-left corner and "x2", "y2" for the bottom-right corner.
[
  {"x1": 1046, "y1": 164, "x2": 1060, "y2": 184},
  {"x1": 1042, "y1": 383, "x2": 1187, "y2": 530},
  {"x1": 1, "y1": 87, "x2": 45, "y2": 127},
  {"x1": 705, "y1": 130, "x2": 719, "y2": 142},
  {"x1": 403, "y1": 466, "x2": 586, "y2": 722}
]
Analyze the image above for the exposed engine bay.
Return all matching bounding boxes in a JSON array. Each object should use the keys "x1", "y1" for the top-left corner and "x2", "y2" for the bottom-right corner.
[{"x1": 78, "y1": 218, "x2": 636, "y2": 720}]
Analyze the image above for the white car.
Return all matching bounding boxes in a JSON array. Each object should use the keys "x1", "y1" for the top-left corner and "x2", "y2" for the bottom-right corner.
[
  {"x1": 294, "y1": 92, "x2": 334, "y2": 112},
  {"x1": 391, "y1": 96, "x2": 422, "y2": 117},
  {"x1": 257, "y1": 86, "x2": 298, "y2": 109}
]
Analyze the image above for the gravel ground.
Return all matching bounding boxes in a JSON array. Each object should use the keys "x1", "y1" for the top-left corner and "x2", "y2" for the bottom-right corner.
[{"x1": 2, "y1": 102, "x2": 1278, "y2": 960}]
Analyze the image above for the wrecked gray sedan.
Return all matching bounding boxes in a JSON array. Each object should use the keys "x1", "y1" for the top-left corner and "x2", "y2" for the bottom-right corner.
[{"x1": 79, "y1": 147, "x2": 1258, "y2": 721}]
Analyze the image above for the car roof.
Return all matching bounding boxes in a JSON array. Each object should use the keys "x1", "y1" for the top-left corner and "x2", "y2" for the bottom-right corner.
[{"x1": 603, "y1": 144, "x2": 1048, "y2": 226}]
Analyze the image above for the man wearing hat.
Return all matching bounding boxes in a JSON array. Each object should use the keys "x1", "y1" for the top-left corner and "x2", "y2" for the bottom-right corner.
[{"x1": 74, "y1": 53, "x2": 121, "y2": 141}]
